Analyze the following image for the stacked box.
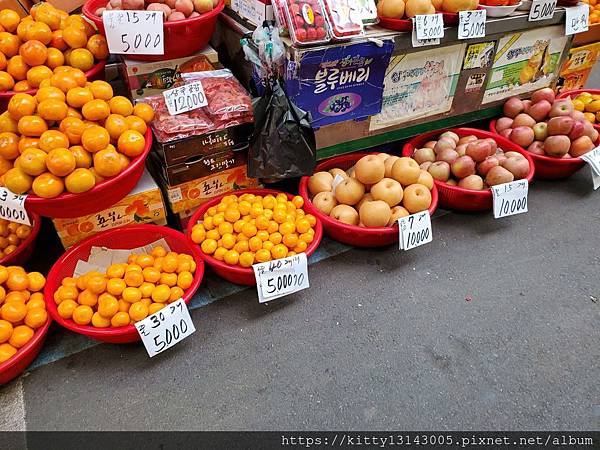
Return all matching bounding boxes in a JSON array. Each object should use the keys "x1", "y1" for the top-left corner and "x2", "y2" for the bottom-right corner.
[
  {"x1": 52, "y1": 170, "x2": 167, "y2": 248},
  {"x1": 122, "y1": 46, "x2": 220, "y2": 100}
]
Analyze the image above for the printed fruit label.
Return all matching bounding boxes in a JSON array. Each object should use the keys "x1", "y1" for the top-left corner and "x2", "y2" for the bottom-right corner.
[{"x1": 302, "y1": 4, "x2": 315, "y2": 24}]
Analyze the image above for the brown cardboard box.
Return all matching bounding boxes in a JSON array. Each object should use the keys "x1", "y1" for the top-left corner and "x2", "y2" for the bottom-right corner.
[
  {"x1": 0, "y1": 0, "x2": 32, "y2": 16},
  {"x1": 33, "y1": 0, "x2": 84, "y2": 12}
]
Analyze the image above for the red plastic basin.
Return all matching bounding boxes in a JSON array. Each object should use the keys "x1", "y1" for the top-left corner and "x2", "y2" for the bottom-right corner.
[
  {"x1": 299, "y1": 152, "x2": 439, "y2": 247},
  {"x1": 556, "y1": 89, "x2": 600, "y2": 134},
  {"x1": 0, "y1": 212, "x2": 41, "y2": 267},
  {"x1": 403, "y1": 128, "x2": 535, "y2": 212},
  {"x1": 186, "y1": 189, "x2": 323, "y2": 286},
  {"x1": 44, "y1": 224, "x2": 204, "y2": 344},
  {"x1": 489, "y1": 120, "x2": 594, "y2": 180},
  {"x1": 83, "y1": 0, "x2": 224, "y2": 61},
  {"x1": 0, "y1": 318, "x2": 50, "y2": 385},
  {"x1": 0, "y1": 61, "x2": 106, "y2": 112},
  {"x1": 24, "y1": 128, "x2": 152, "y2": 218}
]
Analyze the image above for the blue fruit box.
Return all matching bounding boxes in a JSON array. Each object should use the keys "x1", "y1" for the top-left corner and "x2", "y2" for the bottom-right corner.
[{"x1": 283, "y1": 39, "x2": 395, "y2": 128}]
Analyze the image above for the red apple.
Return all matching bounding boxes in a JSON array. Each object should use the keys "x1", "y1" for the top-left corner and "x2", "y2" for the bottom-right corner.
[
  {"x1": 485, "y1": 166, "x2": 514, "y2": 186},
  {"x1": 501, "y1": 156, "x2": 530, "y2": 179},
  {"x1": 436, "y1": 148, "x2": 459, "y2": 165},
  {"x1": 510, "y1": 126, "x2": 535, "y2": 147},
  {"x1": 503, "y1": 97, "x2": 524, "y2": 118},
  {"x1": 547, "y1": 116, "x2": 574, "y2": 136},
  {"x1": 477, "y1": 156, "x2": 499, "y2": 177},
  {"x1": 482, "y1": 138, "x2": 498, "y2": 156},
  {"x1": 457, "y1": 135, "x2": 478, "y2": 146},
  {"x1": 451, "y1": 155, "x2": 476, "y2": 179},
  {"x1": 527, "y1": 141, "x2": 546, "y2": 155},
  {"x1": 455, "y1": 143, "x2": 468, "y2": 156},
  {"x1": 549, "y1": 99, "x2": 574, "y2": 118},
  {"x1": 569, "y1": 135, "x2": 595, "y2": 157},
  {"x1": 434, "y1": 139, "x2": 455, "y2": 154},
  {"x1": 424, "y1": 141, "x2": 437, "y2": 149},
  {"x1": 428, "y1": 161, "x2": 451, "y2": 182},
  {"x1": 544, "y1": 135, "x2": 571, "y2": 157},
  {"x1": 568, "y1": 120, "x2": 585, "y2": 140},
  {"x1": 414, "y1": 147, "x2": 436, "y2": 164},
  {"x1": 458, "y1": 174, "x2": 484, "y2": 190},
  {"x1": 531, "y1": 87, "x2": 555, "y2": 105},
  {"x1": 499, "y1": 129, "x2": 512, "y2": 139},
  {"x1": 527, "y1": 100, "x2": 552, "y2": 122},
  {"x1": 466, "y1": 140, "x2": 491, "y2": 162},
  {"x1": 513, "y1": 113, "x2": 536, "y2": 128},
  {"x1": 496, "y1": 117, "x2": 514, "y2": 132}
]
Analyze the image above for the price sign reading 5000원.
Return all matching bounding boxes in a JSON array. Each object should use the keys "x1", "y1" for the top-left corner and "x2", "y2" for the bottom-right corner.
[
  {"x1": 103, "y1": 10, "x2": 164, "y2": 55},
  {"x1": 415, "y1": 13, "x2": 444, "y2": 40}
]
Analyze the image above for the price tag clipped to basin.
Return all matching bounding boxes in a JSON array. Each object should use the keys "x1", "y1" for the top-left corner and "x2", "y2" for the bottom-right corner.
[
  {"x1": 163, "y1": 81, "x2": 208, "y2": 116},
  {"x1": 580, "y1": 146, "x2": 600, "y2": 190},
  {"x1": 565, "y1": 3, "x2": 589, "y2": 35},
  {"x1": 458, "y1": 10, "x2": 486, "y2": 39},
  {"x1": 415, "y1": 13, "x2": 444, "y2": 40},
  {"x1": 491, "y1": 180, "x2": 528, "y2": 219},
  {"x1": 135, "y1": 299, "x2": 195, "y2": 357},
  {"x1": 253, "y1": 253, "x2": 309, "y2": 303},
  {"x1": 0, "y1": 188, "x2": 30, "y2": 226},
  {"x1": 398, "y1": 211, "x2": 432, "y2": 251},
  {"x1": 103, "y1": 10, "x2": 164, "y2": 55},
  {"x1": 528, "y1": 0, "x2": 556, "y2": 21}
]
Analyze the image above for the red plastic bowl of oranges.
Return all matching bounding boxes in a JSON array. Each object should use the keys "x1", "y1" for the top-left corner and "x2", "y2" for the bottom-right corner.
[
  {"x1": 44, "y1": 225, "x2": 204, "y2": 344},
  {"x1": 0, "y1": 216, "x2": 42, "y2": 267},
  {"x1": 0, "y1": 266, "x2": 50, "y2": 384},
  {"x1": 187, "y1": 189, "x2": 323, "y2": 286}
]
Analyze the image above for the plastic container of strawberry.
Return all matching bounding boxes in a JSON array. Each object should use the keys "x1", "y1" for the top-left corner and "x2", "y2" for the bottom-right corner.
[
  {"x1": 322, "y1": 0, "x2": 364, "y2": 38},
  {"x1": 282, "y1": 0, "x2": 331, "y2": 45},
  {"x1": 272, "y1": 0, "x2": 290, "y2": 34}
]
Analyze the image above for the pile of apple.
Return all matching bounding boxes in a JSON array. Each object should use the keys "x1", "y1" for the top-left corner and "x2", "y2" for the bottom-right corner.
[
  {"x1": 413, "y1": 131, "x2": 530, "y2": 190},
  {"x1": 307, "y1": 154, "x2": 434, "y2": 228},
  {"x1": 496, "y1": 88, "x2": 599, "y2": 159}
]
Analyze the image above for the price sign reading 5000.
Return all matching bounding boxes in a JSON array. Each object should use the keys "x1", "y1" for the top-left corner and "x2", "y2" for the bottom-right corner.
[
  {"x1": 415, "y1": 14, "x2": 444, "y2": 40},
  {"x1": 103, "y1": 10, "x2": 164, "y2": 55}
]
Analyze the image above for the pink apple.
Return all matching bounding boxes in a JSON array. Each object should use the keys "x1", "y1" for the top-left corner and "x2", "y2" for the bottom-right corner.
[
  {"x1": 513, "y1": 113, "x2": 536, "y2": 128},
  {"x1": 547, "y1": 116, "x2": 574, "y2": 136},
  {"x1": 420, "y1": 161, "x2": 432, "y2": 171},
  {"x1": 424, "y1": 141, "x2": 437, "y2": 149},
  {"x1": 451, "y1": 155, "x2": 476, "y2": 179},
  {"x1": 571, "y1": 110, "x2": 586, "y2": 122},
  {"x1": 527, "y1": 141, "x2": 546, "y2": 155},
  {"x1": 501, "y1": 156, "x2": 530, "y2": 179},
  {"x1": 544, "y1": 135, "x2": 571, "y2": 157},
  {"x1": 436, "y1": 148, "x2": 459, "y2": 165},
  {"x1": 458, "y1": 174, "x2": 484, "y2": 190},
  {"x1": 428, "y1": 161, "x2": 451, "y2": 182},
  {"x1": 531, "y1": 87, "x2": 555, "y2": 105},
  {"x1": 527, "y1": 100, "x2": 552, "y2": 122},
  {"x1": 414, "y1": 147, "x2": 436, "y2": 164},
  {"x1": 569, "y1": 135, "x2": 595, "y2": 157},
  {"x1": 485, "y1": 166, "x2": 514, "y2": 186},
  {"x1": 568, "y1": 120, "x2": 585, "y2": 140},
  {"x1": 549, "y1": 99, "x2": 574, "y2": 118},
  {"x1": 522, "y1": 100, "x2": 532, "y2": 111},
  {"x1": 496, "y1": 117, "x2": 514, "y2": 132},
  {"x1": 466, "y1": 140, "x2": 491, "y2": 162},
  {"x1": 582, "y1": 121, "x2": 599, "y2": 142},
  {"x1": 455, "y1": 143, "x2": 468, "y2": 156},
  {"x1": 503, "y1": 97, "x2": 524, "y2": 118},
  {"x1": 499, "y1": 129, "x2": 512, "y2": 139},
  {"x1": 482, "y1": 138, "x2": 498, "y2": 156},
  {"x1": 477, "y1": 156, "x2": 499, "y2": 177},
  {"x1": 434, "y1": 139, "x2": 455, "y2": 154},
  {"x1": 510, "y1": 126, "x2": 535, "y2": 147}
]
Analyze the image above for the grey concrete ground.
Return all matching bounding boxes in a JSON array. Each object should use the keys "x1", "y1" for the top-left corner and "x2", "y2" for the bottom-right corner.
[{"x1": 3, "y1": 170, "x2": 599, "y2": 432}]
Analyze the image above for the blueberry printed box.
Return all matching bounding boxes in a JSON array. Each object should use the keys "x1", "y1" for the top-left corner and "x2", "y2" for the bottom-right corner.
[{"x1": 285, "y1": 40, "x2": 394, "y2": 128}]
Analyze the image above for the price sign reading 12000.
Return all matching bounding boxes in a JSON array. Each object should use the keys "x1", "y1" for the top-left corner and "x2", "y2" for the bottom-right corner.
[{"x1": 103, "y1": 10, "x2": 164, "y2": 55}]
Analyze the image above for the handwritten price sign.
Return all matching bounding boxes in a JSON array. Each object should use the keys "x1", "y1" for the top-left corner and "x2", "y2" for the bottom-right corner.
[
  {"x1": 103, "y1": 10, "x2": 164, "y2": 55},
  {"x1": 253, "y1": 253, "x2": 309, "y2": 303},
  {"x1": 565, "y1": 3, "x2": 589, "y2": 35},
  {"x1": 491, "y1": 180, "x2": 528, "y2": 219},
  {"x1": 398, "y1": 211, "x2": 432, "y2": 251},
  {"x1": 580, "y1": 146, "x2": 600, "y2": 189},
  {"x1": 163, "y1": 81, "x2": 208, "y2": 115},
  {"x1": 415, "y1": 13, "x2": 444, "y2": 40},
  {"x1": 135, "y1": 299, "x2": 195, "y2": 357},
  {"x1": 0, "y1": 188, "x2": 30, "y2": 225},
  {"x1": 458, "y1": 9, "x2": 486, "y2": 39},
  {"x1": 411, "y1": 25, "x2": 440, "y2": 47},
  {"x1": 528, "y1": 0, "x2": 556, "y2": 21}
]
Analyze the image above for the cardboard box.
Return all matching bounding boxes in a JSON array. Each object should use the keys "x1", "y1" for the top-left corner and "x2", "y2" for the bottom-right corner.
[
  {"x1": 152, "y1": 122, "x2": 253, "y2": 167},
  {"x1": 32, "y1": 0, "x2": 83, "y2": 12},
  {"x1": 1, "y1": 0, "x2": 32, "y2": 16},
  {"x1": 558, "y1": 41, "x2": 600, "y2": 93},
  {"x1": 229, "y1": 0, "x2": 273, "y2": 27},
  {"x1": 52, "y1": 170, "x2": 167, "y2": 248},
  {"x1": 122, "y1": 46, "x2": 220, "y2": 100}
]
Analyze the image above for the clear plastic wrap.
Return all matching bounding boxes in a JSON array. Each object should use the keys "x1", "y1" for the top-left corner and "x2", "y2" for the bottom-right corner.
[
  {"x1": 322, "y1": 0, "x2": 363, "y2": 38},
  {"x1": 281, "y1": 0, "x2": 331, "y2": 45}
]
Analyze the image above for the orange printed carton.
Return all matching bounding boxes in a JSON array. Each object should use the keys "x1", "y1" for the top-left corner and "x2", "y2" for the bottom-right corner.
[
  {"x1": 165, "y1": 165, "x2": 260, "y2": 215},
  {"x1": 53, "y1": 170, "x2": 167, "y2": 248}
]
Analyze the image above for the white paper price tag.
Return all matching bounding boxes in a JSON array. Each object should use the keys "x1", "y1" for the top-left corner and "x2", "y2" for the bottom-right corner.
[
  {"x1": 135, "y1": 299, "x2": 195, "y2": 357},
  {"x1": 565, "y1": 3, "x2": 589, "y2": 35},
  {"x1": 458, "y1": 9, "x2": 486, "y2": 39},
  {"x1": 0, "y1": 187, "x2": 30, "y2": 225},
  {"x1": 415, "y1": 13, "x2": 444, "y2": 40},
  {"x1": 398, "y1": 211, "x2": 432, "y2": 251},
  {"x1": 103, "y1": 10, "x2": 164, "y2": 55},
  {"x1": 580, "y1": 146, "x2": 600, "y2": 189},
  {"x1": 253, "y1": 253, "x2": 309, "y2": 303},
  {"x1": 163, "y1": 81, "x2": 208, "y2": 116},
  {"x1": 491, "y1": 180, "x2": 528, "y2": 218},
  {"x1": 528, "y1": 0, "x2": 556, "y2": 21},
  {"x1": 411, "y1": 25, "x2": 440, "y2": 47}
]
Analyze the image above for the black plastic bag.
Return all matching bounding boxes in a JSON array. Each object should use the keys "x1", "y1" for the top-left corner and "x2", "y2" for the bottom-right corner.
[{"x1": 248, "y1": 80, "x2": 316, "y2": 179}]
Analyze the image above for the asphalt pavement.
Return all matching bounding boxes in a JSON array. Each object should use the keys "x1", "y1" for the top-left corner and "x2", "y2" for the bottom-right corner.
[{"x1": 0, "y1": 169, "x2": 598, "y2": 433}]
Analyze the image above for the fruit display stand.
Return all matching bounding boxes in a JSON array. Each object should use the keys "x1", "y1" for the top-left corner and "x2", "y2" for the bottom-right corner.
[{"x1": 216, "y1": 8, "x2": 578, "y2": 160}]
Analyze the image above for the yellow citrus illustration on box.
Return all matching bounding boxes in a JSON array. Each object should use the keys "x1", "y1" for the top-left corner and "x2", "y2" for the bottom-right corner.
[
  {"x1": 54, "y1": 190, "x2": 166, "y2": 248},
  {"x1": 168, "y1": 166, "x2": 259, "y2": 214}
]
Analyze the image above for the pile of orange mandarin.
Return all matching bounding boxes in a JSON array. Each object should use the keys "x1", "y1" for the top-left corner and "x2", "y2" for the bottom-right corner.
[
  {"x1": 0, "y1": 4, "x2": 109, "y2": 93},
  {"x1": 0, "y1": 75, "x2": 154, "y2": 198},
  {"x1": 0, "y1": 265, "x2": 47, "y2": 363},
  {"x1": 190, "y1": 193, "x2": 317, "y2": 267},
  {"x1": 0, "y1": 219, "x2": 33, "y2": 260},
  {"x1": 54, "y1": 246, "x2": 197, "y2": 328}
]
